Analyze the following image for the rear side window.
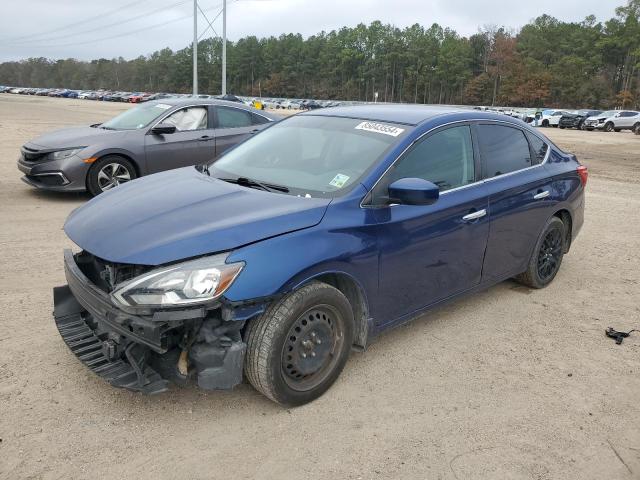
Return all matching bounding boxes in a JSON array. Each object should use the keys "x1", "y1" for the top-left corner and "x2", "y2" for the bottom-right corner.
[
  {"x1": 385, "y1": 125, "x2": 475, "y2": 192},
  {"x1": 526, "y1": 133, "x2": 548, "y2": 165},
  {"x1": 477, "y1": 125, "x2": 532, "y2": 178},
  {"x1": 216, "y1": 107, "x2": 252, "y2": 128}
]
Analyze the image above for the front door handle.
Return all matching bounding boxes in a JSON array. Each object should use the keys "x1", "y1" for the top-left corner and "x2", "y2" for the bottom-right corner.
[
  {"x1": 198, "y1": 135, "x2": 213, "y2": 141},
  {"x1": 462, "y1": 209, "x2": 487, "y2": 222},
  {"x1": 533, "y1": 190, "x2": 550, "y2": 200}
]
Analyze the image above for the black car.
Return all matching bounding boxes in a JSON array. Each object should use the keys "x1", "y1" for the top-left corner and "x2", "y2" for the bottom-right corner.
[{"x1": 559, "y1": 110, "x2": 602, "y2": 130}]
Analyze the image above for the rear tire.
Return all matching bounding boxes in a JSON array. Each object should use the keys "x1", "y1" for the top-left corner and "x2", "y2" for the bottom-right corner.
[
  {"x1": 542, "y1": 120, "x2": 549, "y2": 127},
  {"x1": 244, "y1": 281, "x2": 354, "y2": 406},
  {"x1": 514, "y1": 216, "x2": 566, "y2": 289},
  {"x1": 87, "y1": 155, "x2": 137, "y2": 196}
]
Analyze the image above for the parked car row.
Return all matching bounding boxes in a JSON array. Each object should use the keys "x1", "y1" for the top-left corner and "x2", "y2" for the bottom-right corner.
[
  {"x1": 475, "y1": 104, "x2": 640, "y2": 134},
  {"x1": 0, "y1": 86, "x2": 180, "y2": 103}
]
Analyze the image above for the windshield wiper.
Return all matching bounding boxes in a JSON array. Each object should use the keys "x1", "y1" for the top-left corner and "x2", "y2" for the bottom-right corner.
[
  {"x1": 100, "y1": 125, "x2": 115, "y2": 130},
  {"x1": 220, "y1": 176, "x2": 289, "y2": 193}
]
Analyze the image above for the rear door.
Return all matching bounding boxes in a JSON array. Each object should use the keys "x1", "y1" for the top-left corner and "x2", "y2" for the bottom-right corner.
[
  {"x1": 476, "y1": 123, "x2": 554, "y2": 282},
  {"x1": 213, "y1": 106, "x2": 271, "y2": 157},
  {"x1": 144, "y1": 105, "x2": 216, "y2": 174}
]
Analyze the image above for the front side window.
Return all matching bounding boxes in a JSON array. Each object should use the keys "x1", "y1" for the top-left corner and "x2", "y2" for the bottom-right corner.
[
  {"x1": 384, "y1": 125, "x2": 475, "y2": 192},
  {"x1": 477, "y1": 124, "x2": 532, "y2": 178},
  {"x1": 216, "y1": 107, "x2": 253, "y2": 128},
  {"x1": 164, "y1": 106, "x2": 208, "y2": 131}
]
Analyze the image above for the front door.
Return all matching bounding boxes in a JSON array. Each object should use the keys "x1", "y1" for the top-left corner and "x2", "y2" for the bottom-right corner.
[
  {"x1": 371, "y1": 124, "x2": 490, "y2": 324},
  {"x1": 145, "y1": 105, "x2": 216, "y2": 174}
]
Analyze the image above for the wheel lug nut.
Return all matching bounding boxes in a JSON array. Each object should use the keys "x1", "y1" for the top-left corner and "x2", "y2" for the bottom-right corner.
[
  {"x1": 301, "y1": 352, "x2": 306, "y2": 358},
  {"x1": 316, "y1": 339, "x2": 321, "y2": 345},
  {"x1": 311, "y1": 352, "x2": 316, "y2": 357}
]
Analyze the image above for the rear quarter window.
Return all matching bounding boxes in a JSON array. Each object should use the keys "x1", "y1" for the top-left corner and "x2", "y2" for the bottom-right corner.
[
  {"x1": 477, "y1": 124, "x2": 532, "y2": 178},
  {"x1": 526, "y1": 133, "x2": 549, "y2": 165}
]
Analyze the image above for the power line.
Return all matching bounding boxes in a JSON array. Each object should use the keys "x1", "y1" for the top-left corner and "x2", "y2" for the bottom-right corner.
[
  {"x1": 0, "y1": 0, "x2": 153, "y2": 42},
  {"x1": 5, "y1": 0, "x2": 193, "y2": 45},
  {"x1": 6, "y1": 2, "x2": 225, "y2": 49}
]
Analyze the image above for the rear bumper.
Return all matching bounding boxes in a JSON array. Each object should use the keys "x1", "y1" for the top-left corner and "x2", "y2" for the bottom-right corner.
[{"x1": 53, "y1": 249, "x2": 248, "y2": 394}]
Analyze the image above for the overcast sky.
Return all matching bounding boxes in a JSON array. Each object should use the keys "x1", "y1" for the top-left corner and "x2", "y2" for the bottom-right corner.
[{"x1": 0, "y1": 0, "x2": 621, "y2": 61}]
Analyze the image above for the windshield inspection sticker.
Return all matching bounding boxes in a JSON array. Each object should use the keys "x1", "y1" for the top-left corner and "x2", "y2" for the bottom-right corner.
[
  {"x1": 329, "y1": 173, "x2": 350, "y2": 188},
  {"x1": 355, "y1": 121, "x2": 405, "y2": 137}
]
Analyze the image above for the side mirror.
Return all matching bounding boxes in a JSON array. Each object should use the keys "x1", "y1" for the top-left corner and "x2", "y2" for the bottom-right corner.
[
  {"x1": 151, "y1": 123, "x2": 176, "y2": 135},
  {"x1": 387, "y1": 178, "x2": 439, "y2": 206}
]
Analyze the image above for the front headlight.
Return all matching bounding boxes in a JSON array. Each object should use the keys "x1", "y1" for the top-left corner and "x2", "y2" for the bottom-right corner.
[
  {"x1": 49, "y1": 148, "x2": 85, "y2": 160},
  {"x1": 111, "y1": 254, "x2": 244, "y2": 307}
]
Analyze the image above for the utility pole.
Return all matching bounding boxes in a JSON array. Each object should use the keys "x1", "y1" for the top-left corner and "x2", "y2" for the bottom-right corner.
[
  {"x1": 222, "y1": 0, "x2": 227, "y2": 95},
  {"x1": 193, "y1": 0, "x2": 198, "y2": 96}
]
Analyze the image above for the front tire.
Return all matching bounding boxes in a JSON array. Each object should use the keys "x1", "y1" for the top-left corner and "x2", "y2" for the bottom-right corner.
[
  {"x1": 244, "y1": 281, "x2": 354, "y2": 406},
  {"x1": 514, "y1": 216, "x2": 566, "y2": 289},
  {"x1": 87, "y1": 156, "x2": 136, "y2": 196},
  {"x1": 604, "y1": 122, "x2": 614, "y2": 132}
]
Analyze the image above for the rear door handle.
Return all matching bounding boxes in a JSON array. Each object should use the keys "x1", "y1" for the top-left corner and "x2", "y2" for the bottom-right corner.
[
  {"x1": 462, "y1": 209, "x2": 487, "y2": 221},
  {"x1": 533, "y1": 190, "x2": 550, "y2": 200}
]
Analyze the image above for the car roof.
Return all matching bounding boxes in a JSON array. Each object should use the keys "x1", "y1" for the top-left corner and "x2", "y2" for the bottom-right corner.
[
  {"x1": 144, "y1": 97, "x2": 279, "y2": 120},
  {"x1": 299, "y1": 104, "x2": 527, "y2": 127}
]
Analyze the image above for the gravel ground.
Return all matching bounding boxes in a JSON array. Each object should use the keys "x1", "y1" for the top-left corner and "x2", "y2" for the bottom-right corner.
[{"x1": 0, "y1": 95, "x2": 639, "y2": 480}]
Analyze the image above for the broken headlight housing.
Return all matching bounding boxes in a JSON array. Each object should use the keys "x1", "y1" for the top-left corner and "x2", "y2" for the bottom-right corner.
[{"x1": 111, "y1": 253, "x2": 244, "y2": 307}]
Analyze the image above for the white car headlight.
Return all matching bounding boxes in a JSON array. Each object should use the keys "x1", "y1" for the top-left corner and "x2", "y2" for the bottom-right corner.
[
  {"x1": 111, "y1": 254, "x2": 244, "y2": 307},
  {"x1": 50, "y1": 148, "x2": 85, "y2": 160}
]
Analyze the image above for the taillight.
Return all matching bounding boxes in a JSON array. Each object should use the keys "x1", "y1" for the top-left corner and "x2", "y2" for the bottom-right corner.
[{"x1": 577, "y1": 165, "x2": 588, "y2": 187}]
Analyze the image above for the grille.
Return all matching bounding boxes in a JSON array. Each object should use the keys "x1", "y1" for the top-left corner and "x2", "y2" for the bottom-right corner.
[{"x1": 21, "y1": 146, "x2": 47, "y2": 162}]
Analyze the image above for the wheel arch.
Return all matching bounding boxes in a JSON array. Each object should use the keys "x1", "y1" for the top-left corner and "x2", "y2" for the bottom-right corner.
[
  {"x1": 552, "y1": 208, "x2": 573, "y2": 252},
  {"x1": 90, "y1": 150, "x2": 141, "y2": 177},
  {"x1": 293, "y1": 271, "x2": 371, "y2": 349}
]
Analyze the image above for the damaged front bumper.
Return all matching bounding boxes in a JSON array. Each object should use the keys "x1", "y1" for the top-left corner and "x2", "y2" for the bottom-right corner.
[{"x1": 53, "y1": 249, "x2": 253, "y2": 394}]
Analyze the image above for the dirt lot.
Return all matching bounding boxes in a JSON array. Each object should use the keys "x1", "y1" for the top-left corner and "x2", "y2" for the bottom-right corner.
[{"x1": 0, "y1": 95, "x2": 639, "y2": 480}]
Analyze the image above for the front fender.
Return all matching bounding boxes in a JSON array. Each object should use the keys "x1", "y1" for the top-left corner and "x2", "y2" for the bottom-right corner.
[{"x1": 223, "y1": 191, "x2": 379, "y2": 307}]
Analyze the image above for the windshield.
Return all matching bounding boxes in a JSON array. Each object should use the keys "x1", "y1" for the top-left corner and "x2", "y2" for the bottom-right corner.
[
  {"x1": 597, "y1": 111, "x2": 617, "y2": 118},
  {"x1": 101, "y1": 102, "x2": 174, "y2": 130},
  {"x1": 209, "y1": 115, "x2": 408, "y2": 197}
]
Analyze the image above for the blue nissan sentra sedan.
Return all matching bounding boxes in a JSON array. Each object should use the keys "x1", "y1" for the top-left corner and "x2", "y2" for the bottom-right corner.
[{"x1": 53, "y1": 105, "x2": 586, "y2": 406}]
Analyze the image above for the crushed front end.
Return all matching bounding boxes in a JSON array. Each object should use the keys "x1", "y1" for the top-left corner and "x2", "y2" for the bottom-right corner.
[{"x1": 53, "y1": 250, "x2": 260, "y2": 394}]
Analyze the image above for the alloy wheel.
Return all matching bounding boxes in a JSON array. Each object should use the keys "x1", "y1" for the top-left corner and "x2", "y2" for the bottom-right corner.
[
  {"x1": 537, "y1": 228, "x2": 563, "y2": 282},
  {"x1": 97, "y1": 162, "x2": 131, "y2": 191}
]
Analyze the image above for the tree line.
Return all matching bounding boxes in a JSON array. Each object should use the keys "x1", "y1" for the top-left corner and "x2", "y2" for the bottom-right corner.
[{"x1": 1, "y1": 0, "x2": 639, "y2": 109}]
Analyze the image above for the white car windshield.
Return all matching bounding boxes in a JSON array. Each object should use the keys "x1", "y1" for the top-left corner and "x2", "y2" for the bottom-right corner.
[{"x1": 209, "y1": 115, "x2": 408, "y2": 197}]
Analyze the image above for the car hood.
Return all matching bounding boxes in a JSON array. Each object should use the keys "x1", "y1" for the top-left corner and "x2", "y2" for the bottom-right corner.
[
  {"x1": 64, "y1": 167, "x2": 331, "y2": 265},
  {"x1": 25, "y1": 126, "x2": 131, "y2": 150}
]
